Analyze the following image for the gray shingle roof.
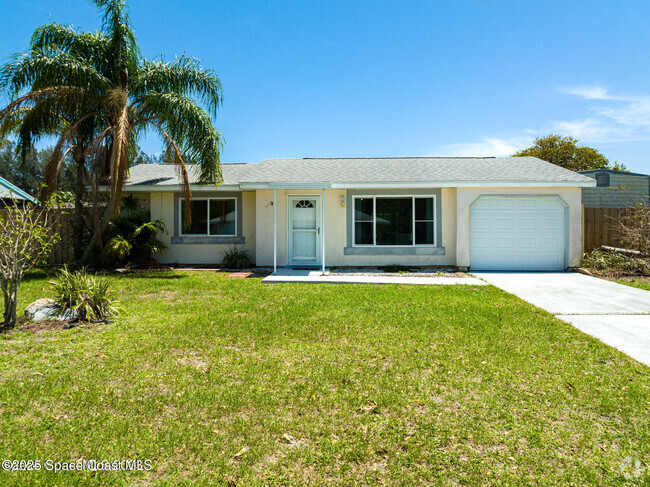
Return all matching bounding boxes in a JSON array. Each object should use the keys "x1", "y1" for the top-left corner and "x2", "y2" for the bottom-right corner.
[
  {"x1": 125, "y1": 163, "x2": 254, "y2": 186},
  {"x1": 125, "y1": 157, "x2": 595, "y2": 188},
  {"x1": 243, "y1": 157, "x2": 593, "y2": 184}
]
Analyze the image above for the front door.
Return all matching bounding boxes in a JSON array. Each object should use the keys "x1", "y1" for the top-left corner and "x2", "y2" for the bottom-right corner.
[{"x1": 288, "y1": 196, "x2": 321, "y2": 266}]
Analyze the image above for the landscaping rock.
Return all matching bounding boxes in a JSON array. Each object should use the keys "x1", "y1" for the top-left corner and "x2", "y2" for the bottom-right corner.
[{"x1": 24, "y1": 299, "x2": 77, "y2": 322}]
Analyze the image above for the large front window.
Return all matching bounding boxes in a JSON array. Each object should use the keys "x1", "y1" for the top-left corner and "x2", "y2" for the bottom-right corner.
[
  {"x1": 180, "y1": 198, "x2": 236, "y2": 236},
  {"x1": 353, "y1": 196, "x2": 435, "y2": 246}
]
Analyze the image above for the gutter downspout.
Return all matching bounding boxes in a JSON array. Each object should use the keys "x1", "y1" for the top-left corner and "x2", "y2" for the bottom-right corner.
[
  {"x1": 273, "y1": 189, "x2": 277, "y2": 275},
  {"x1": 321, "y1": 189, "x2": 326, "y2": 275}
]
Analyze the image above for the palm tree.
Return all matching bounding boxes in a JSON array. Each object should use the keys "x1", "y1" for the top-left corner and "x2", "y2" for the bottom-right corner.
[{"x1": 0, "y1": 0, "x2": 224, "y2": 264}]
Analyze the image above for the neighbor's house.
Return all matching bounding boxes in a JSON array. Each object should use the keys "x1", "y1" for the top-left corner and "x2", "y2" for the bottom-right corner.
[
  {"x1": 0, "y1": 175, "x2": 37, "y2": 207},
  {"x1": 122, "y1": 157, "x2": 595, "y2": 271},
  {"x1": 579, "y1": 169, "x2": 650, "y2": 208}
]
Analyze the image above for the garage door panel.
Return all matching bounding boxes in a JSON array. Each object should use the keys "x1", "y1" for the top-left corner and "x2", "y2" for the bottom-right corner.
[
  {"x1": 472, "y1": 217, "x2": 493, "y2": 230},
  {"x1": 495, "y1": 237, "x2": 516, "y2": 248},
  {"x1": 496, "y1": 217, "x2": 515, "y2": 230},
  {"x1": 543, "y1": 199, "x2": 563, "y2": 210},
  {"x1": 519, "y1": 217, "x2": 538, "y2": 230},
  {"x1": 518, "y1": 236, "x2": 538, "y2": 249},
  {"x1": 470, "y1": 196, "x2": 566, "y2": 271},
  {"x1": 542, "y1": 215, "x2": 563, "y2": 227},
  {"x1": 519, "y1": 199, "x2": 539, "y2": 210},
  {"x1": 542, "y1": 236, "x2": 562, "y2": 249},
  {"x1": 495, "y1": 199, "x2": 517, "y2": 210}
]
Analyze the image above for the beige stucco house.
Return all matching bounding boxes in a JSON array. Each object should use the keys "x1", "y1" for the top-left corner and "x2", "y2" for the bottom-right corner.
[{"x1": 123, "y1": 157, "x2": 595, "y2": 271}]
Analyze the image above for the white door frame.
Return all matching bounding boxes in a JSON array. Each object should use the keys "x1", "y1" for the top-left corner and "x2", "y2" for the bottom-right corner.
[{"x1": 287, "y1": 194, "x2": 322, "y2": 267}]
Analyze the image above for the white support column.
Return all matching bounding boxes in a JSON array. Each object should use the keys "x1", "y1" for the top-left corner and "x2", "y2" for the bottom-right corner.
[
  {"x1": 273, "y1": 189, "x2": 277, "y2": 275},
  {"x1": 321, "y1": 190, "x2": 326, "y2": 274}
]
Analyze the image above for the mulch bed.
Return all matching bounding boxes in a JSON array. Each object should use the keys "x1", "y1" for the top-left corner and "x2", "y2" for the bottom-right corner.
[{"x1": 1, "y1": 319, "x2": 108, "y2": 335}]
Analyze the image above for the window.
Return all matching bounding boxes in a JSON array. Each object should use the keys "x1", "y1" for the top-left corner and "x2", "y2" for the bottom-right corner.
[
  {"x1": 596, "y1": 173, "x2": 610, "y2": 187},
  {"x1": 180, "y1": 198, "x2": 236, "y2": 236},
  {"x1": 353, "y1": 196, "x2": 436, "y2": 246}
]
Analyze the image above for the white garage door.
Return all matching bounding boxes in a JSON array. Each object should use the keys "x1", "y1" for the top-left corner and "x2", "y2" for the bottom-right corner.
[{"x1": 470, "y1": 196, "x2": 566, "y2": 271}]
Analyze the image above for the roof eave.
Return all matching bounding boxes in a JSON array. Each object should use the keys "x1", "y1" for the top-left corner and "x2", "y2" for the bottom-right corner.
[
  {"x1": 114, "y1": 180, "x2": 597, "y2": 191},
  {"x1": 242, "y1": 180, "x2": 597, "y2": 189}
]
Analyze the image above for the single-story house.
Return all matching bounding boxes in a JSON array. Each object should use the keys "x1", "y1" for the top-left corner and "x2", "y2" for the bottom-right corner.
[
  {"x1": 0, "y1": 175, "x2": 37, "y2": 207},
  {"x1": 122, "y1": 157, "x2": 596, "y2": 271},
  {"x1": 579, "y1": 169, "x2": 650, "y2": 207}
]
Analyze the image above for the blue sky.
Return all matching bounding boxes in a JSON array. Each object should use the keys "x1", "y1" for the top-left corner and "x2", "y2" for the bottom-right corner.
[{"x1": 2, "y1": 0, "x2": 650, "y2": 173}]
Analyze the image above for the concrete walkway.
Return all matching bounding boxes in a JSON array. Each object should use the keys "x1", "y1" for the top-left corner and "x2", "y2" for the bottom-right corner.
[
  {"x1": 262, "y1": 269, "x2": 487, "y2": 286},
  {"x1": 473, "y1": 272, "x2": 650, "y2": 366}
]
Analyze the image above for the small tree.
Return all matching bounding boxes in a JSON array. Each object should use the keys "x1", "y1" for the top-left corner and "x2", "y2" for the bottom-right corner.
[
  {"x1": 614, "y1": 203, "x2": 650, "y2": 256},
  {"x1": 513, "y1": 134, "x2": 627, "y2": 172},
  {"x1": 0, "y1": 198, "x2": 59, "y2": 327}
]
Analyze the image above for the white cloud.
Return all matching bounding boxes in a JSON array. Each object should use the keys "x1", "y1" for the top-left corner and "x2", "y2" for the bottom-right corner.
[
  {"x1": 560, "y1": 85, "x2": 611, "y2": 100},
  {"x1": 430, "y1": 85, "x2": 650, "y2": 156},
  {"x1": 431, "y1": 137, "x2": 530, "y2": 157}
]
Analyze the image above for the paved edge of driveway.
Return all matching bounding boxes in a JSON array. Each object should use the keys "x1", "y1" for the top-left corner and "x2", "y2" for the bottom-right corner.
[
  {"x1": 471, "y1": 272, "x2": 650, "y2": 367},
  {"x1": 557, "y1": 314, "x2": 650, "y2": 366},
  {"x1": 471, "y1": 272, "x2": 650, "y2": 315}
]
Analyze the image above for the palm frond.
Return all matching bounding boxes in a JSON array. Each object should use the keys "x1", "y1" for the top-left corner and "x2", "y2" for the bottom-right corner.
[
  {"x1": 138, "y1": 91, "x2": 223, "y2": 185},
  {"x1": 0, "y1": 50, "x2": 111, "y2": 95},
  {"x1": 134, "y1": 56, "x2": 223, "y2": 116},
  {"x1": 93, "y1": 0, "x2": 140, "y2": 82},
  {"x1": 0, "y1": 86, "x2": 85, "y2": 123},
  {"x1": 30, "y1": 22, "x2": 109, "y2": 62},
  {"x1": 104, "y1": 234, "x2": 131, "y2": 263}
]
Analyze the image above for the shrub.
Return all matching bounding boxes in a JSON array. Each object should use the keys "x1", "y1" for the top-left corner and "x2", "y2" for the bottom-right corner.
[
  {"x1": 221, "y1": 248, "x2": 251, "y2": 270},
  {"x1": 612, "y1": 203, "x2": 650, "y2": 255},
  {"x1": 582, "y1": 249, "x2": 650, "y2": 276},
  {"x1": 50, "y1": 267, "x2": 119, "y2": 321},
  {"x1": 103, "y1": 196, "x2": 167, "y2": 266},
  {"x1": 0, "y1": 198, "x2": 60, "y2": 327}
]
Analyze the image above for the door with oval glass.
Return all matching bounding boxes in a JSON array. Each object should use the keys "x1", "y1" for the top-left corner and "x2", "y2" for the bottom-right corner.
[{"x1": 288, "y1": 196, "x2": 321, "y2": 266}]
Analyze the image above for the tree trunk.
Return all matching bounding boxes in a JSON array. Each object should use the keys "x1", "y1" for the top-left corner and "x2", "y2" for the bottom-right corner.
[
  {"x1": 1, "y1": 279, "x2": 18, "y2": 328},
  {"x1": 73, "y1": 151, "x2": 86, "y2": 261}
]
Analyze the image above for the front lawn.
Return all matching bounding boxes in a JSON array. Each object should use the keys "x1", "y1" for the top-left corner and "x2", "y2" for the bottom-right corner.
[{"x1": 0, "y1": 271, "x2": 648, "y2": 485}]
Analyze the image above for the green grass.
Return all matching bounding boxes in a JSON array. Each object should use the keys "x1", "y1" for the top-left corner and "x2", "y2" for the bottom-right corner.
[
  {"x1": 616, "y1": 278, "x2": 650, "y2": 291},
  {"x1": 0, "y1": 271, "x2": 649, "y2": 485}
]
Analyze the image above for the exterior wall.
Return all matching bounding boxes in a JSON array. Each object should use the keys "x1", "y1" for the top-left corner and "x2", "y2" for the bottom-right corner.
[
  {"x1": 582, "y1": 172, "x2": 650, "y2": 207},
  {"x1": 150, "y1": 191, "x2": 256, "y2": 265},
  {"x1": 255, "y1": 188, "x2": 457, "y2": 267},
  {"x1": 455, "y1": 187, "x2": 583, "y2": 269},
  {"x1": 147, "y1": 186, "x2": 583, "y2": 269},
  {"x1": 124, "y1": 192, "x2": 150, "y2": 212}
]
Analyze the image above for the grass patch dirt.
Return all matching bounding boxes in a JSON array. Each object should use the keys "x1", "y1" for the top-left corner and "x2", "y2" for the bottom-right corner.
[
  {"x1": 615, "y1": 277, "x2": 650, "y2": 291},
  {"x1": 0, "y1": 270, "x2": 648, "y2": 485}
]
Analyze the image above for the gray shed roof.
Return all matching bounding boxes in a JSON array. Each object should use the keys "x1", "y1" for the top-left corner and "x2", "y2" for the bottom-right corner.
[{"x1": 125, "y1": 157, "x2": 595, "y2": 190}]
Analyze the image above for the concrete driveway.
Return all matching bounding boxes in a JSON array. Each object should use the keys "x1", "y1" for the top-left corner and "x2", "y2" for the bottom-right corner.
[{"x1": 472, "y1": 272, "x2": 650, "y2": 366}]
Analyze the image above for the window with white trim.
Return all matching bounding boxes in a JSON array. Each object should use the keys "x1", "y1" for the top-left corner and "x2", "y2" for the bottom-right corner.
[
  {"x1": 179, "y1": 198, "x2": 236, "y2": 236},
  {"x1": 353, "y1": 196, "x2": 436, "y2": 246}
]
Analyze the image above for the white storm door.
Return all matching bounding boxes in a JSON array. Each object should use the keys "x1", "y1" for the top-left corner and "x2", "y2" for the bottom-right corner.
[{"x1": 288, "y1": 196, "x2": 321, "y2": 266}]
